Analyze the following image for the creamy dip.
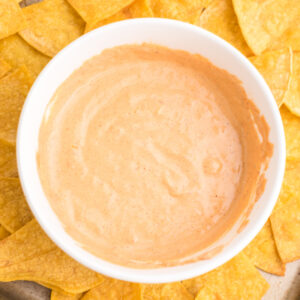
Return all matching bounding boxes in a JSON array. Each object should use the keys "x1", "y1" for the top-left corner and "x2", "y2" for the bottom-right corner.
[{"x1": 37, "y1": 44, "x2": 273, "y2": 268}]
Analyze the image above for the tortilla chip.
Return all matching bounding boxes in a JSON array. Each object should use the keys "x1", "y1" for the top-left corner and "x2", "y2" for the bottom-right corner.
[
  {"x1": 197, "y1": 0, "x2": 252, "y2": 57},
  {"x1": 0, "y1": 220, "x2": 55, "y2": 267},
  {"x1": 0, "y1": 178, "x2": 33, "y2": 233},
  {"x1": 271, "y1": 193, "x2": 300, "y2": 263},
  {"x1": 128, "y1": 0, "x2": 153, "y2": 17},
  {"x1": 269, "y1": 26, "x2": 300, "y2": 52},
  {"x1": 66, "y1": 0, "x2": 135, "y2": 24},
  {"x1": 0, "y1": 34, "x2": 50, "y2": 79},
  {"x1": 0, "y1": 0, "x2": 27, "y2": 40},
  {"x1": 232, "y1": 0, "x2": 300, "y2": 55},
  {"x1": 0, "y1": 247, "x2": 103, "y2": 294},
  {"x1": 0, "y1": 65, "x2": 32, "y2": 144},
  {"x1": 51, "y1": 291, "x2": 82, "y2": 300},
  {"x1": 0, "y1": 59, "x2": 11, "y2": 79},
  {"x1": 273, "y1": 159, "x2": 300, "y2": 213},
  {"x1": 182, "y1": 276, "x2": 205, "y2": 297},
  {"x1": 19, "y1": 0, "x2": 85, "y2": 58},
  {"x1": 195, "y1": 286, "x2": 218, "y2": 300},
  {"x1": 249, "y1": 49, "x2": 292, "y2": 107},
  {"x1": 283, "y1": 52, "x2": 300, "y2": 117},
  {"x1": 0, "y1": 139, "x2": 18, "y2": 178},
  {"x1": 85, "y1": 0, "x2": 153, "y2": 33},
  {"x1": 81, "y1": 277, "x2": 140, "y2": 300},
  {"x1": 140, "y1": 282, "x2": 193, "y2": 300},
  {"x1": 0, "y1": 225, "x2": 10, "y2": 240},
  {"x1": 280, "y1": 105, "x2": 300, "y2": 160},
  {"x1": 243, "y1": 220, "x2": 285, "y2": 275},
  {"x1": 39, "y1": 281, "x2": 81, "y2": 295},
  {"x1": 184, "y1": 253, "x2": 269, "y2": 298},
  {"x1": 150, "y1": 0, "x2": 204, "y2": 23}
]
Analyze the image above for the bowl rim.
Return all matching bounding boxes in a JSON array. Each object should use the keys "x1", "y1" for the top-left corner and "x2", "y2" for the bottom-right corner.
[{"x1": 17, "y1": 18, "x2": 286, "y2": 283}]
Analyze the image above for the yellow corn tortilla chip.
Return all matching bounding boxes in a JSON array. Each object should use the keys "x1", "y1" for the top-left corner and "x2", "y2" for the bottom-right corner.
[
  {"x1": 249, "y1": 49, "x2": 292, "y2": 107},
  {"x1": 0, "y1": 0, "x2": 27, "y2": 40},
  {"x1": 0, "y1": 225, "x2": 10, "y2": 240},
  {"x1": 269, "y1": 156, "x2": 300, "y2": 263},
  {"x1": 197, "y1": 0, "x2": 252, "y2": 57},
  {"x1": 232, "y1": 0, "x2": 300, "y2": 55},
  {"x1": 19, "y1": 0, "x2": 85, "y2": 58},
  {"x1": 273, "y1": 159, "x2": 300, "y2": 213},
  {"x1": 195, "y1": 286, "x2": 218, "y2": 300},
  {"x1": 140, "y1": 282, "x2": 193, "y2": 300},
  {"x1": 0, "y1": 59, "x2": 11, "y2": 79},
  {"x1": 269, "y1": 26, "x2": 300, "y2": 52},
  {"x1": 150, "y1": 0, "x2": 204, "y2": 23},
  {"x1": 280, "y1": 105, "x2": 300, "y2": 160},
  {"x1": 243, "y1": 220, "x2": 285, "y2": 275},
  {"x1": 85, "y1": 0, "x2": 153, "y2": 33},
  {"x1": 271, "y1": 193, "x2": 300, "y2": 263},
  {"x1": 81, "y1": 277, "x2": 140, "y2": 300},
  {"x1": 283, "y1": 52, "x2": 300, "y2": 117},
  {"x1": 66, "y1": 0, "x2": 135, "y2": 24},
  {"x1": 0, "y1": 247, "x2": 103, "y2": 294},
  {"x1": 204, "y1": 252, "x2": 269, "y2": 298},
  {"x1": 51, "y1": 291, "x2": 82, "y2": 300},
  {"x1": 0, "y1": 139, "x2": 18, "y2": 178},
  {"x1": 0, "y1": 178, "x2": 33, "y2": 233},
  {"x1": 182, "y1": 276, "x2": 205, "y2": 297},
  {"x1": 39, "y1": 281, "x2": 81, "y2": 295},
  {"x1": 0, "y1": 220, "x2": 55, "y2": 267},
  {"x1": 0, "y1": 34, "x2": 50, "y2": 79},
  {"x1": 184, "y1": 252, "x2": 269, "y2": 298},
  {"x1": 0, "y1": 65, "x2": 32, "y2": 144}
]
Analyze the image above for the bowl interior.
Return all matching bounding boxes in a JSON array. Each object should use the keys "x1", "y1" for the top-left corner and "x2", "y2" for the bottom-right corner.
[{"x1": 17, "y1": 18, "x2": 285, "y2": 283}]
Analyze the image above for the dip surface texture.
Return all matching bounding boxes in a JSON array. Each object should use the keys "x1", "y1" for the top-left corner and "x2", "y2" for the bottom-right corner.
[{"x1": 37, "y1": 44, "x2": 272, "y2": 268}]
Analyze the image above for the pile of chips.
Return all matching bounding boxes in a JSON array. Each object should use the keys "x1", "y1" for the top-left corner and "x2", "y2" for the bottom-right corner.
[{"x1": 0, "y1": 0, "x2": 299, "y2": 299}]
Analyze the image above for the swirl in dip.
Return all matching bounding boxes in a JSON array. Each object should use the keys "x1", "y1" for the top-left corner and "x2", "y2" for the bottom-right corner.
[{"x1": 37, "y1": 44, "x2": 273, "y2": 268}]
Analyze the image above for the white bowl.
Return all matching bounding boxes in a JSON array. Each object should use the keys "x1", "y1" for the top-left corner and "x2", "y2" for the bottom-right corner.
[{"x1": 17, "y1": 18, "x2": 285, "y2": 283}]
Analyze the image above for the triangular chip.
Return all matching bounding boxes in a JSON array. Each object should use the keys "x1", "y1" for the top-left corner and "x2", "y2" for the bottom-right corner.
[
  {"x1": 39, "y1": 281, "x2": 81, "y2": 296},
  {"x1": 0, "y1": 0, "x2": 27, "y2": 40},
  {"x1": 140, "y1": 282, "x2": 193, "y2": 300},
  {"x1": 197, "y1": 0, "x2": 252, "y2": 57},
  {"x1": 0, "y1": 247, "x2": 103, "y2": 294},
  {"x1": 0, "y1": 65, "x2": 32, "y2": 144},
  {"x1": 195, "y1": 286, "x2": 218, "y2": 300},
  {"x1": 0, "y1": 220, "x2": 55, "y2": 267},
  {"x1": 81, "y1": 277, "x2": 140, "y2": 300},
  {"x1": 51, "y1": 291, "x2": 82, "y2": 300},
  {"x1": 85, "y1": 0, "x2": 153, "y2": 33},
  {"x1": 273, "y1": 159, "x2": 300, "y2": 213},
  {"x1": 283, "y1": 52, "x2": 300, "y2": 117},
  {"x1": 0, "y1": 59, "x2": 11, "y2": 79},
  {"x1": 243, "y1": 220, "x2": 285, "y2": 275},
  {"x1": 19, "y1": 0, "x2": 85, "y2": 57},
  {"x1": 184, "y1": 252, "x2": 269, "y2": 298},
  {"x1": 269, "y1": 156, "x2": 300, "y2": 263},
  {"x1": 204, "y1": 252, "x2": 269, "y2": 298},
  {"x1": 182, "y1": 276, "x2": 205, "y2": 297},
  {"x1": 0, "y1": 34, "x2": 50, "y2": 79},
  {"x1": 232, "y1": 0, "x2": 300, "y2": 55},
  {"x1": 0, "y1": 139, "x2": 18, "y2": 178},
  {"x1": 269, "y1": 26, "x2": 300, "y2": 52},
  {"x1": 249, "y1": 49, "x2": 292, "y2": 107},
  {"x1": 150, "y1": 0, "x2": 204, "y2": 23},
  {"x1": 66, "y1": 0, "x2": 135, "y2": 24},
  {"x1": 0, "y1": 225, "x2": 10, "y2": 240},
  {"x1": 280, "y1": 105, "x2": 300, "y2": 161},
  {"x1": 271, "y1": 188, "x2": 300, "y2": 263},
  {"x1": 0, "y1": 178, "x2": 33, "y2": 233}
]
